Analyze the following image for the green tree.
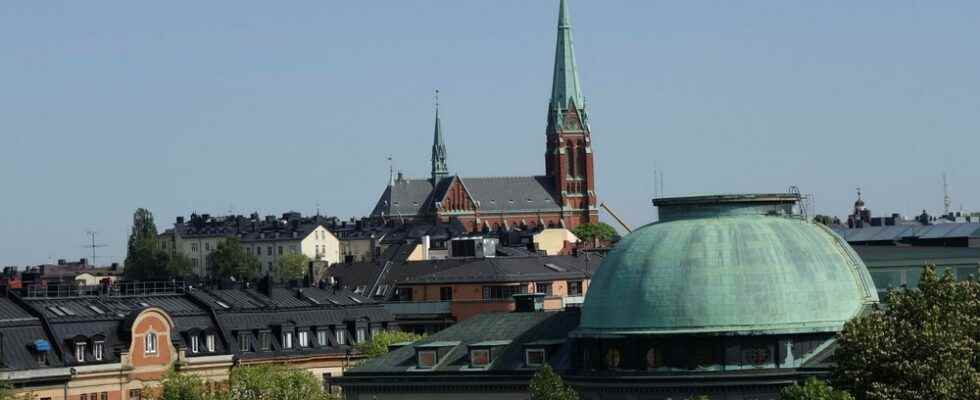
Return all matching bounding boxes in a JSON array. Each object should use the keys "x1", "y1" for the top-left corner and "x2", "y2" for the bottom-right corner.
[
  {"x1": 210, "y1": 237, "x2": 261, "y2": 281},
  {"x1": 355, "y1": 330, "x2": 424, "y2": 358},
  {"x1": 571, "y1": 222, "x2": 618, "y2": 244},
  {"x1": 529, "y1": 364, "x2": 579, "y2": 400},
  {"x1": 125, "y1": 208, "x2": 171, "y2": 280},
  {"x1": 275, "y1": 252, "x2": 310, "y2": 282},
  {"x1": 813, "y1": 215, "x2": 835, "y2": 226},
  {"x1": 166, "y1": 253, "x2": 194, "y2": 278},
  {"x1": 229, "y1": 364, "x2": 337, "y2": 400},
  {"x1": 0, "y1": 380, "x2": 13, "y2": 400},
  {"x1": 832, "y1": 265, "x2": 980, "y2": 400},
  {"x1": 781, "y1": 378, "x2": 854, "y2": 400}
]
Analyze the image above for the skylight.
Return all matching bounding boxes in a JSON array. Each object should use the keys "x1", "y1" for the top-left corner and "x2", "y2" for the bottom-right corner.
[
  {"x1": 58, "y1": 306, "x2": 76, "y2": 316},
  {"x1": 47, "y1": 306, "x2": 65, "y2": 317},
  {"x1": 215, "y1": 301, "x2": 231, "y2": 309},
  {"x1": 544, "y1": 263, "x2": 565, "y2": 272},
  {"x1": 88, "y1": 305, "x2": 105, "y2": 315},
  {"x1": 348, "y1": 296, "x2": 362, "y2": 304}
]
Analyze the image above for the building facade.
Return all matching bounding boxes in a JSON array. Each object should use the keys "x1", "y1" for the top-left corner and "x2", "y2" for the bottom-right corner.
[
  {"x1": 370, "y1": 0, "x2": 598, "y2": 232},
  {"x1": 160, "y1": 213, "x2": 341, "y2": 277},
  {"x1": 0, "y1": 282, "x2": 393, "y2": 399}
]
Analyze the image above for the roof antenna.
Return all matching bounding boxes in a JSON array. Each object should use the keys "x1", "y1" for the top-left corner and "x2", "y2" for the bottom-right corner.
[
  {"x1": 82, "y1": 230, "x2": 107, "y2": 265},
  {"x1": 387, "y1": 155, "x2": 394, "y2": 186},
  {"x1": 943, "y1": 172, "x2": 951, "y2": 215}
]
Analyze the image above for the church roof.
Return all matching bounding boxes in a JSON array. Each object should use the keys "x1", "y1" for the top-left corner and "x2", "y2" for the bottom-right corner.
[{"x1": 370, "y1": 176, "x2": 561, "y2": 218}]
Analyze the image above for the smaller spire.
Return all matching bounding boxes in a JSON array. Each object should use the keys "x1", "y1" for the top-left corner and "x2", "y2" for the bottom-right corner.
[
  {"x1": 431, "y1": 90, "x2": 449, "y2": 183},
  {"x1": 550, "y1": 0, "x2": 585, "y2": 111}
]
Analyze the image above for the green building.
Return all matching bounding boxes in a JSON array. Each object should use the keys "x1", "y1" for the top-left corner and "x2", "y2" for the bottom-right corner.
[{"x1": 339, "y1": 193, "x2": 879, "y2": 400}]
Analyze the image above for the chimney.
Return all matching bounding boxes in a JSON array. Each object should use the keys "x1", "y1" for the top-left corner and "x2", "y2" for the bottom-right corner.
[
  {"x1": 57, "y1": 259, "x2": 66, "y2": 266},
  {"x1": 79, "y1": 258, "x2": 88, "y2": 266},
  {"x1": 176, "y1": 216, "x2": 185, "y2": 224},
  {"x1": 422, "y1": 235, "x2": 431, "y2": 260}
]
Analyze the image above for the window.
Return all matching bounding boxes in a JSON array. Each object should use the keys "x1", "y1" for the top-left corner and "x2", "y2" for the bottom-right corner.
[
  {"x1": 191, "y1": 336, "x2": 199, "y2": 353},
  {"x1": 417, "y1": 350, "x2": 437, "y2": 369},
  {"x1": 239, "y1": 334, "x2": 250, "y2": 352},
  {"x1": 89, "y1": 394, "x2": 96, "y2": 400},
  {"x1": 75, "y1": 342, "x2": 86, "y2": 362},
  {"x1": 278, "y1": 246, "x2": 283, "y2": 255},
  {"x1": 81, "y1": 394, "x2": 88, "y2": 400},
  {"x1": 256, "y1": 246, "x2": 262, "y2": 256},
  {"x1": 101, "y1": 393, "x2": 108, "y2": 400},
  {"x1": 204, "y1": 243, "x2": 211, "y2": 251},
  {"x1": 283, "y1": 332, "x2": 294, "y2": 349},
  {"x1": 206, "y1": 334, "x2": 215, "y2": 352},
  {"x1": 525, "y1": 349, "x2": 546, "y2": 367},
  {"x1": 129, "y1": 389, "x2": 142, "y2": 400},
  {"x1": 356, "y1": 328, "x2": 366, "y2": 344},
  {"x1": 322, "y1": 373, "x2": 334, "y2": 394},
  {"x1": 483, "y1": 285, "x2": 527, "y2": 300},
  {"x1": 191, "y1": 243, "x2": 198, "y2": 252},
  {"x1": 568, "y1": 280, "x2": 583, "y2": 296},
  {"x1": 267, "y1": 246, "x2": 273, "y2": 256},
  {"x1": 335, "y1": 329, "x2": 346, "y2": 345},
  {"x1": 317, "y1": 330, "x2": 328, "y2": 346},
  {"x1": 298, "y1": 331, "x2": 309, "y2": 347},
  {"x1": 145, "y1": 332, "x2": 157, "y2": 354},
  {"x1": 93, "y1": 341, "x2": 104, "y2": 361},
  {"x1": 535, "y1": 282, "x2": 553, "y2": 295},
  {"x1": 36, "y1": 351, "x2": 47, "y2": 365},
  {"x1": 471, "y1": 349, "x2": 491, "y2": 367},
  {"x1": 260, "y1": 333, "x2": 271, "y2": 351},
  {"x1": 440, "y1": 287, "x2": 453, "y2": 301}
]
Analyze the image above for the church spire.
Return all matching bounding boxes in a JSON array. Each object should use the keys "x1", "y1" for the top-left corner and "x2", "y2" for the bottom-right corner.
[
  {"x1": 431, "y1": 90, "x2": 449, "y2": 183},
  {"x1": 550, "y1": 0, "x2": 584, "y2": 111}
]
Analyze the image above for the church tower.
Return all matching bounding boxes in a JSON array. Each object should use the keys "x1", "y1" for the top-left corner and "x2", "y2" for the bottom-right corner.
[
  {"x1": 545, "y1": 0, "x2": 598, "y2": 227},
  {"x1": 431, "y1": 93, "x2": 449, "y2": 184}
]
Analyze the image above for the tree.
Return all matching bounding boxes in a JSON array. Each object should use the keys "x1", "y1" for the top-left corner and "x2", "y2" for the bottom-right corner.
[
  {"x1": 125, "y1": 208, "x2": 171, "y2": 280},
  {"x1": 229, "y1": 364, "x2": 337, "y2": 400},
  {"x1": 832, "y1": 265, "x2": 980, "y2": 400},
  {"x1": 0, "y1": 380, "x2": 13, "y2": 400},
  {"x1": 571, "y1": 222, "x2": 618, "y2": 244},
  {"x1": 781, "y1": 377, "x2": 854, "y2": 400},
  {"x1": 274, "y1": 252, "x2": 310, "y2": 282},
  {"x1": 166, "y1": 253, "x2": 194, "y2": 278},
  {"x1": 813, "y1": 215, "x2": 835, "y2": 226},
  {"x1": 355, "y1": 330, "x2": 424, "y2": 358},
  {"x1": 210, "y1": 237, "x2": 261, "y2": 281},
  {"x1": 152, "y1": 365, "x2": 338, "y2": 400},
  {"x1": 529, "y1": 365, "x2": 579, "y2": 400}
]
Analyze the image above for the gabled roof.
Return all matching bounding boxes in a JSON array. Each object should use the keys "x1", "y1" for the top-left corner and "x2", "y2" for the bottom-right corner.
[{"x1": 459, "y1": 176, "x2": 561, "y2": 213}]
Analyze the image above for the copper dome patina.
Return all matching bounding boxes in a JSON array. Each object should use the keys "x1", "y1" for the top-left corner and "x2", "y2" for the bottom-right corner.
[{"x1": 577, "y1": 194, "x2": 878, "y2": 337}]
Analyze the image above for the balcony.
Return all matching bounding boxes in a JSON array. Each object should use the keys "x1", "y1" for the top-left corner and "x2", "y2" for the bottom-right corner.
[{"x1": 383, "y1": 301, "x2": 452, "y2": 316}]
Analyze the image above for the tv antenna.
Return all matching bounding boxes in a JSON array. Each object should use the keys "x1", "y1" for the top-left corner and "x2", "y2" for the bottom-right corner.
[
  {"x1": 942, "y1": 172, "x2": 951, "y2": 215},
  {"x1": 83, "y1": 230, "x2": 107, "y2": 265}
]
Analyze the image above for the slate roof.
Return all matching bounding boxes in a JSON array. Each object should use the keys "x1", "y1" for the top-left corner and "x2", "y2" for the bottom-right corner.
[
  {"x1": 0, "y1": 296, "x2": 64, "y2": 371},
  {"x1": 851, "y1": 246, "x2": 980, "y2": 268},
  {"x1": 347, "y1": 310, "x2": 579, "y2": 374},
  {"x1": 832, "y1": 223, "x2": 980, "y2": 244},
  {"x1": 370, "y1": 175, "x2": 562, "y2": 218}
]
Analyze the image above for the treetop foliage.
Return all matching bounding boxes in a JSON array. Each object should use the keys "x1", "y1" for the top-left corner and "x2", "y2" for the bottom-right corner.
[
  {"x1": 833, "y1": 265, "x2": 980, "y2": 400},
  {"x1": 210, "y1": 237, "x2": 261, "y2": 281},
  {"x1": 529, "y1": 364, "x2": 579, "y2": 400},
  {"x1": 355, "y1": 330, "x2": 424, "y2": 358},
  {"x1": 780, "y1": 377, "x2": 854, "y2": 400},
  {"x1": 571, "y1": 222, "x2": 618, "y2": 243}
]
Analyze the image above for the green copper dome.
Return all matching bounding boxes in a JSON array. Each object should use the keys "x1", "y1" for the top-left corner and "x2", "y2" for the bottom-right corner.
[{"x1": 578, "y1": 194, "x2": 878, "y2": 336}]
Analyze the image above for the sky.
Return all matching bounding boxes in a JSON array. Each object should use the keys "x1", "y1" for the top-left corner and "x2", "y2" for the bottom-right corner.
[{"x1": 2, "y1": 1, "x2": 979, "y2": 266}]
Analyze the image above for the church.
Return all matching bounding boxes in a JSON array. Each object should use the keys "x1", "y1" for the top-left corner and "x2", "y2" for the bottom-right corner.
[{"x1": 370, "y1": 0, "x2": 598, "y2": 232}]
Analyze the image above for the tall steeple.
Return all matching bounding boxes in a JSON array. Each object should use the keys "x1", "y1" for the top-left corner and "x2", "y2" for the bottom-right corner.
[
  {"x1": 430, "y1": 90, "x2": 449, "y2": 184},
  {"x1": 544, "y1": 0, "x2": 598, "y2": 229},
  {"x1": 550, "y1": 0, "x2": 585, "y2": 112}
]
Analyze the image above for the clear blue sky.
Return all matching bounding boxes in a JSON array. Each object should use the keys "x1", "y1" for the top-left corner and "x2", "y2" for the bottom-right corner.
[{"x1": 2, "y1": 1, "x2": 979, "y2": 266}]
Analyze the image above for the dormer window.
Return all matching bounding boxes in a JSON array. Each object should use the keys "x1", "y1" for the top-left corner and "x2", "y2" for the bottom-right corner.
[
  {"x1": 191, "y1": 336, "x2": 200, "y2": 353},
  {"x1": 239, "y1": 334, "x2": 250, "y2": 352},
  {"x1": 356, "y1": 328, "x2": 366, "y2": 344},
  {"x1": 75, "y1": 342, "x2": 86, "y2": 362},
  {"x1": 283, "y1": 332, "x2": 294, "y2": 349},
  {"x1": 93, "y1": 340, "x2": 104, "y2": 361},
  {"x1": 298, "y1": 331, "x2": 309, "y2": 348},
  {"x1": 317, "y1": 329, "x2": 328, "y2": 346},
  {"x1": 525, "y1": 348, "x2": 546, "y2": 367},
  {"x1": 470, "y1": 349, "x2": 490, "y2": 368},
  {"x1": 145, "y1": 332, "x2": 157, "y2": 355},
  {"x1": 417, "y1": 350, "x2": 437, "y2": 369},
  {"x1": 206, "y1": 334, "x2": 215, "y2": 352},
  {"x1": 335, "y1": 329, "x2": 346, "y2": 345},
  {"x1": 260, "y1": 332, "x2": 271, "y2": 351}
]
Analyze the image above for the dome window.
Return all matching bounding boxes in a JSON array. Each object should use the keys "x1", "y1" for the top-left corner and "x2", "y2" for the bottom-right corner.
[{"x1": 525, "y1": 348, "x2": 546, "y2": 367}]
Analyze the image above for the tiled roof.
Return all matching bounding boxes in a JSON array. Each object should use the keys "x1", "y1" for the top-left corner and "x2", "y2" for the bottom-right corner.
[{"x1": 370, "y1": 175, "x2": 562, "y2": 218}]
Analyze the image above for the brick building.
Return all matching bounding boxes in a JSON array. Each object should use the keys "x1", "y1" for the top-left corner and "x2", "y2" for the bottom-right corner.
[{"x1": 370, "y1": 0, "x2": 598, "y2": 231}]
